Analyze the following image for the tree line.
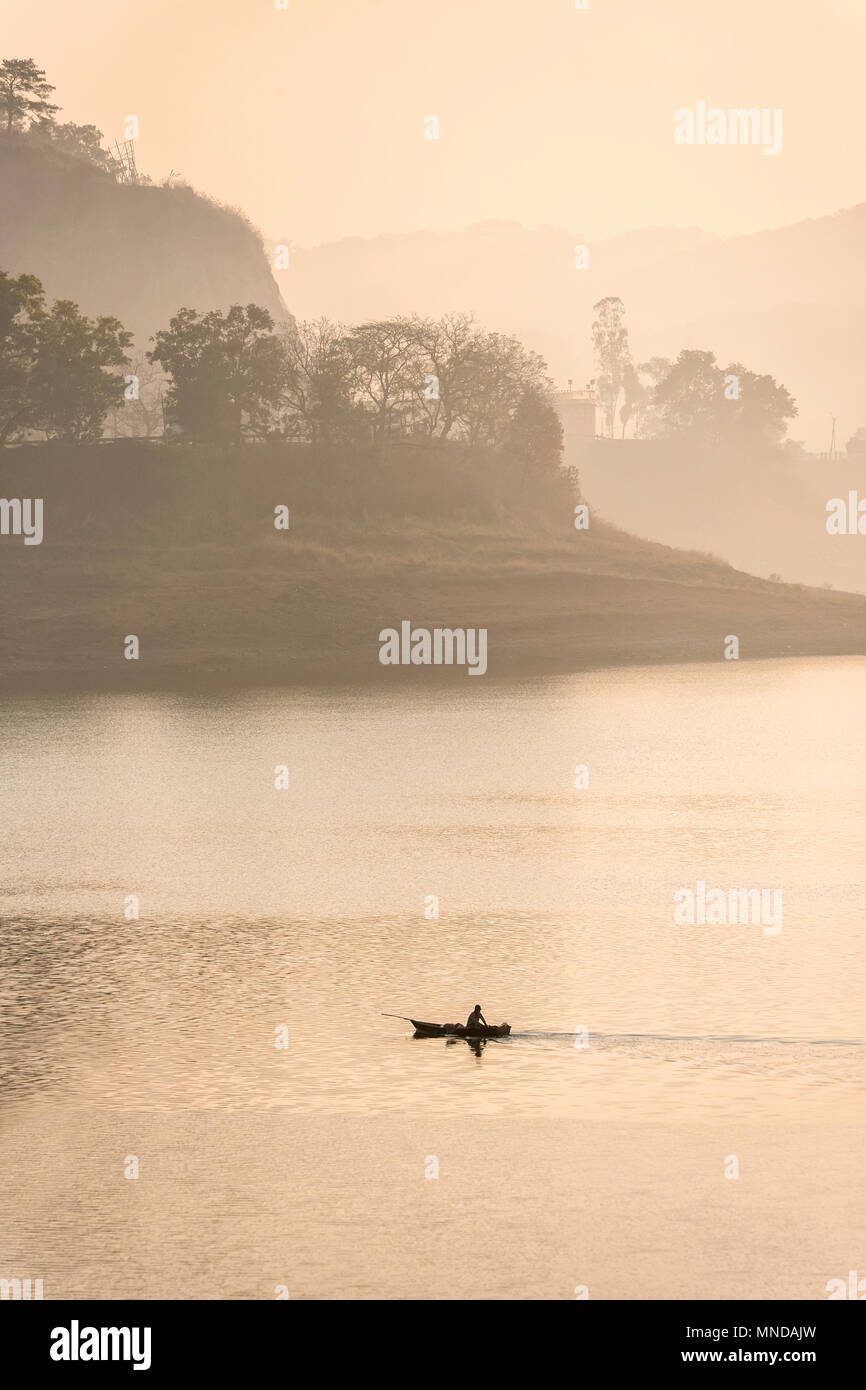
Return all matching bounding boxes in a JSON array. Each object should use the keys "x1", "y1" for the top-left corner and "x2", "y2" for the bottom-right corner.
[
  {"x1": 4, "y1": 262, "x2": 860, "y2": 459},
  {"x1": 148, "y1": 307, "x2": 560, "y2": 453},
  {"x1": 0, "y1": 269, "x2": 565, "y2": 469},
  {"x1": 591, "y1": 296, "x2": 799, "y2": 450}
]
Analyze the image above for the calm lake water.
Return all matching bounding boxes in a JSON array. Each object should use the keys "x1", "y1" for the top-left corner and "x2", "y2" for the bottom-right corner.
[{"x1": 1, "y1": 657, "x2": 863, "y2": 1298}]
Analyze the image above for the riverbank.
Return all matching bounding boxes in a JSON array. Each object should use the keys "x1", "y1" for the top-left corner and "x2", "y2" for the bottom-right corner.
[{"x1": 1, "y1": 442, "x2": 864, "y2": 691}]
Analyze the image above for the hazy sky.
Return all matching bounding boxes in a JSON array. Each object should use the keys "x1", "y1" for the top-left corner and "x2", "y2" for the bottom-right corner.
[{"x1": 3, "y1": 0, "x2": 864, "y2": 245}]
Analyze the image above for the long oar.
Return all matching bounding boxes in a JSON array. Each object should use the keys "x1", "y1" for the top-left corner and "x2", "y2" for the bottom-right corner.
[{"x1": 381, "y1": 1013, "x2": 414, "y2": 1022}]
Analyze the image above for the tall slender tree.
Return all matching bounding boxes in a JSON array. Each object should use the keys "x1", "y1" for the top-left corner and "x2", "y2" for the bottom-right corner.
[{"x1": 591, "y1": 297, "x2": 632, "y2": 438}]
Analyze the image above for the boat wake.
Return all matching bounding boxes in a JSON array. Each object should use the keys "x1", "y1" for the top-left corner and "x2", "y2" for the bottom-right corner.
[{"x1": 505, "y1": 1031, "x2": 863, "y2": 1049}]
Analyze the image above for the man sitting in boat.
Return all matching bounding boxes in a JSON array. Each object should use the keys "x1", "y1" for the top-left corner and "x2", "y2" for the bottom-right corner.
[{"x1": 465, "y1": 1004, "x2": 488, "y2": 1032}]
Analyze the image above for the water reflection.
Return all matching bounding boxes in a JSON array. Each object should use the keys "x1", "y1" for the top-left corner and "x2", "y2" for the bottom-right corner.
[{"x1": 0, "y1": 657, "x2": 863, "y2": 1123}]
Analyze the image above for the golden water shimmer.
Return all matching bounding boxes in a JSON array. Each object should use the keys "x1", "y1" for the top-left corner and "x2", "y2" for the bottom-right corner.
[{"x1": 0, "y1": 661, "x2": 863, "y2": 1296}]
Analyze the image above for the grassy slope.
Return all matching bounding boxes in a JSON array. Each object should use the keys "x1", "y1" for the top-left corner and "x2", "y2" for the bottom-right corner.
[
  {"x1": 563, "y1": 435, "x2": 866, "y2": 597},
  {"x1": 1, "y1": 444, "x2": 864, "y2": 692}
]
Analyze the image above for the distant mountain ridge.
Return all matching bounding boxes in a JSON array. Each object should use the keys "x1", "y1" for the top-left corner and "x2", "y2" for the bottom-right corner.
[
  {"x1": 280, "y1": 206, "x2": 866, "y2": 450},
  {"x1": 0, "y1": 138, "x2": 290, "y2": 353}
]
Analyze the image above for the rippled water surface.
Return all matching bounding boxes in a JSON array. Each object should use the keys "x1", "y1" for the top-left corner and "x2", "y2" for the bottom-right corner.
[{"x1": 1, "y1": 657, "x2": 863, "y2": 1296}]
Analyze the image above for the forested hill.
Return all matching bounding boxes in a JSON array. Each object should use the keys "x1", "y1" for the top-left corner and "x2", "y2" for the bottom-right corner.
[
  {"x1": 0, "y1": 137, "x2": 289, "y2": 351},
  {"x1": 1, "y1": 441, "x2": 864, "y2": 692}
]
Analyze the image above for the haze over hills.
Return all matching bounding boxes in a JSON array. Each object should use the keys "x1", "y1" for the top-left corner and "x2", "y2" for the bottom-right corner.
[
  {"x1": 2, "y1": 122, "x2": 860, "y2": 456},
  {"x1": 1, "y1": 119, "x2": 862, "y2": 614},
  {"x1": 0, "y1": 138, "x2": 289, "y2": 353},
  {"x1": 282, "y1": 205, "x2": 866, "y2": 452},
  {"x1": 566, "y1": 437, "x2": 866, "y2": 598}
]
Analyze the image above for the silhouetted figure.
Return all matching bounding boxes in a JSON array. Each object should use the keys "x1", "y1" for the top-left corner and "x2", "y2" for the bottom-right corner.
[{"x1": 466, "y1": 1003, "x2": 488, "y2": 1031}]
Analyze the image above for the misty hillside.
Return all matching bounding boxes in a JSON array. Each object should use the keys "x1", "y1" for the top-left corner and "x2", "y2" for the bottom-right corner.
[
  {"x1": 566, "y1": 438, "x2": 866, "y2": 597},
  {"x1": 282, "y1": 208, "x2": 866, "y2": 451},
  {"x1": 0, "y1": 138, "x2": 289, "y2": 351},
  {"x1": 1, "y1": 442, "x2": 864, "y2": 693}
]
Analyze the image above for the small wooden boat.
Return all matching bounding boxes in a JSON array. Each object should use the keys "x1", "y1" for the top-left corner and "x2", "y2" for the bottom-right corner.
[{"x1": 410, "y1": 1018, "x2": 511, "y2": 1039}]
